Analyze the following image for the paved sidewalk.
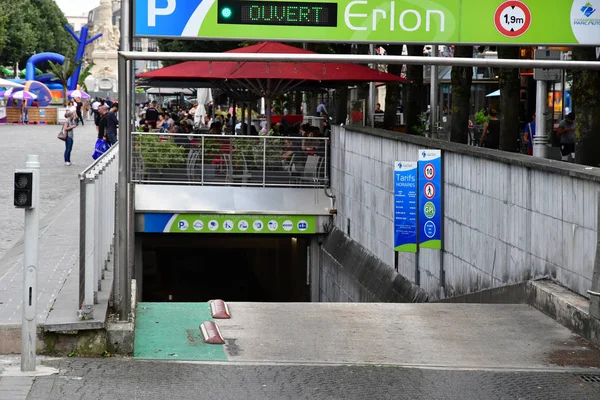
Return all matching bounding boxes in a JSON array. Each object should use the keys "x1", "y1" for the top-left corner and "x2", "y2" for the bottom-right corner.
[
  {"x1": 0, "y1": 124, "x2": 98, "y2": 260},
  {"x1": 0, "y1": 124, "x2": 99, "y2": 350},
  {"x1": 19, "y1": 357, "x2": 600, "y2": 400}
]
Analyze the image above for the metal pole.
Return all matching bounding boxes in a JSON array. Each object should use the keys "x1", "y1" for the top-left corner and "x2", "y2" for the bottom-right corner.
[
  {"x1": 116, "y1": 0, "x2": 131, "y2": 321},
  {"x1": 533, "y1": 47, "x2": 548, "y2": 159},
  {"x1": 369, "y1": 44, "x2": 375, "y2": 128},
  {"x1": 430, "y1": 45, "x2": 439, "y2": 138},
  {"x1": 561, "y1": 68, "x2": 566, "y2": 121},
  {"x1": 120, "y1": 51, "x2": 600, "y2": 70},
  {"x1": 21, "y1": 155, "x2": 40, "y2": 372}
]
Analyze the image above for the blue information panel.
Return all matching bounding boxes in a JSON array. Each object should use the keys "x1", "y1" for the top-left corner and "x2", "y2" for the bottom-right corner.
[
  {"x1": 394, "y1": 161, "x2": 418, "y2": 253},
  {"x1": 418, "y1": 149, "x2": 442, "y2": 249}
]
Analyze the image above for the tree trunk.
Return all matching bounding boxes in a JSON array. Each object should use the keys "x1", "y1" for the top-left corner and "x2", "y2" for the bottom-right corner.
[
  {"x1": 404, "y1": 45, "x2": 425, "y2": 134},
  {"x1": 573, "y1": 47, "x2": 600, "y2": 166},
  {"x1": 450, "y1": 46, "x2": 473, "y2": 144},
  {"x1": 498, "y1": 46, "x2": 521, "y2": 152},
  {"x1": 384, "y1": 44, "x2": 404, "y2": 130},
  {"x1": 335, "y1": 86, "x2": 349, "y2": 125},
  {"x1": 294, "y1": 91, "x2": 302, "y2": 114}
]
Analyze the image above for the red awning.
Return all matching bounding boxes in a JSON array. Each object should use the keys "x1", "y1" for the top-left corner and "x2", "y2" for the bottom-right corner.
[{"x1": 138, "y1": 42, "x2": 409, "y2": 84}]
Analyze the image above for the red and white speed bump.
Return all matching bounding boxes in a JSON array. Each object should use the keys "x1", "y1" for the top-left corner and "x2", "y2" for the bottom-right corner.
[
  {"x1": 209, "y1": 299, "x2": 231, "y2": 319},
  {"x1": 200, "y1": 321, "x2": 225, "y2": 344}
]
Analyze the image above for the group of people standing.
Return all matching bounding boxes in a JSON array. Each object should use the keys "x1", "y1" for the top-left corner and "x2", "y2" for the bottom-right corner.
[
  {"x1": 479, "y1": 109, "x2": 576, "y2": 161},
  {"x1": 60, "y1": 98, "x2": 119, "y2": 166}
]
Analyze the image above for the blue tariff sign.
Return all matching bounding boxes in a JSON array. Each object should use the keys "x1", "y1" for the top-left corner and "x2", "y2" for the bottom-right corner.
[
  {"x1": 393, "y1": 161, "x2": 418, "y2": 252},
  {"x1": 418, "y1": 149, "x2": 442, "y2": 249}
]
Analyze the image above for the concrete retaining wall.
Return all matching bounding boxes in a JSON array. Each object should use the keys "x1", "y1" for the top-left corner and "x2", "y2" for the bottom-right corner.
[
  {"x1": 330, "y1": 125, "x2": 600, "y2": 300},
  {"x1": 318, "y1": 228, "x2": 428, "y2": 303}
]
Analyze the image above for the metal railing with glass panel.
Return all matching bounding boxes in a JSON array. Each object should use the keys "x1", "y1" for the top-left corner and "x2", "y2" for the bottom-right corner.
[{"x1": 131, "y1": 132, "x2": 329, "y2": 187}]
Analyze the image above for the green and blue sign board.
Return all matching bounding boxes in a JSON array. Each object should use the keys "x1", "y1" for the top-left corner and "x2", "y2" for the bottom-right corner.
[
  {"x1": 144, "y1": 213, "x2": 317, "y2": 234},
  {"x1": 394, "y1": 149, "x2": 442, "y2": 252},
  {"x1": 134, "y1": 0, "x2": 600, "y2": 45},
  {"x1": 393, "y1": 161, "x2": 418, "y2": 253}
]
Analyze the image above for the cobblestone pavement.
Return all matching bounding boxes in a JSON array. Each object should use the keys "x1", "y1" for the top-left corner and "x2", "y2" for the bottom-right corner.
[
  {"x1": 23, "y1": 358, "x2": 600, "y2": 400},
  {"x1": 0, "y1": 123, "x2": 97, "y2": 260}
]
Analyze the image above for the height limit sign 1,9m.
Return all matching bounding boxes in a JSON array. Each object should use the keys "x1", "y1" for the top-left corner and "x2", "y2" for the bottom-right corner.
[{"x1": 494, "y1": 0, "x2": 532, "y2": 37}]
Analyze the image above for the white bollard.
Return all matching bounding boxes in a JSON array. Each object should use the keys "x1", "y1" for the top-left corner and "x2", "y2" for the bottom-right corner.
[{"x1": 21, "y1": 155, "x2": 40, "y2": 372}]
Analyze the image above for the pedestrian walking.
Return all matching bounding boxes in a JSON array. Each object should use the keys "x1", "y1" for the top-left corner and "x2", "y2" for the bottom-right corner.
[
  {"x1": 106, "y1": 103, "x2": 119, "y2": 145},
  {"x1": 63, "y1": 110, "x2": 78, "y2": 165},
  {"x1": 557, "y1": 112, "x2": 576, "y2": 162},
  {"x1": 479, "y1": 109, "x2": 500, "y2": 149},
  {"x1": 75, "y1": 98, "x2": 84, "y2": 125},
  {"x1": 523, "y1": 113, "x2": 536, "y2": 156}
]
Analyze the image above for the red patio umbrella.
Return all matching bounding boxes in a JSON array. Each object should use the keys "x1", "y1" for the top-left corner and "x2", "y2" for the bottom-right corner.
[
  {"x1": 137, "y1": 42, "x2": 409, "y2": 92},
  {"x1": 138, "y1": 42, "x2": 410, "y2": 130}
]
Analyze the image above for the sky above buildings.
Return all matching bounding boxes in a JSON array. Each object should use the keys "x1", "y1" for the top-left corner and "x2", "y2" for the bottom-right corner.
[{"x1": 54, "y1": 0, "x2": 100, "y2": 16}]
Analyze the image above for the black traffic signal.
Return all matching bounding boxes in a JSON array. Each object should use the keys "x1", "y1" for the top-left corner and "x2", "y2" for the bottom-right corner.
[{"x1": 14, "y1": 171, "x2": 33, "y2": 208}]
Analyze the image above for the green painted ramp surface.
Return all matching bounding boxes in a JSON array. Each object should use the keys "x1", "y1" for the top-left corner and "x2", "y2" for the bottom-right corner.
[{"x1": 135, "y1": 302, "x2": 228, "y2": 361}]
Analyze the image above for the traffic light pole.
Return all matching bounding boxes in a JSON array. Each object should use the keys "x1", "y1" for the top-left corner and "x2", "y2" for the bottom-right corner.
[{"x1": 21, "y1": 155, "x2": 40, "y2": 372}]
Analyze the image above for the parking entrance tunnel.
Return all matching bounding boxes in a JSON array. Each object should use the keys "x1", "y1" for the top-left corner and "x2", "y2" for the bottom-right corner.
[{"x1": 139, "y1": 235, "x2": 310, "y2": 302}]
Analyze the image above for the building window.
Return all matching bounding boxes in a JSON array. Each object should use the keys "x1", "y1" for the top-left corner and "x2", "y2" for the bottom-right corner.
[
  {"x1": 148, "y1": 39, "x2": 158, "y2": 52},
  {"x1": 133, "y1": 39, "x2": 142, "y2": 52},
  {"x1": 147, "y1": 61, "x2": 160, "y2": 71}
]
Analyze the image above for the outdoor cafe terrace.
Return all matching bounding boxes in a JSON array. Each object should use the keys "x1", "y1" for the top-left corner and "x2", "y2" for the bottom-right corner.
[{"x1": 132, "y1": 131, "x2": 329, "y2": 188}]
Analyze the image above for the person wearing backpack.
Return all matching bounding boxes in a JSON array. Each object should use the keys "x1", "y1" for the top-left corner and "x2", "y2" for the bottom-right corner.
[{"x1": 523, "y1": 113, "x2": 536, "y2": 156}]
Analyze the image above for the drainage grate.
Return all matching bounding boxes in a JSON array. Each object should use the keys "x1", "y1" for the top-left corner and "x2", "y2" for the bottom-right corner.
[{"x1": 578, "y1": 375, "x2": 600, "y2": 383}]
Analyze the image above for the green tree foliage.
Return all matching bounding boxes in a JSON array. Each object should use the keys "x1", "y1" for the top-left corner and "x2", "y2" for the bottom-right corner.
[
  {"x1": 78, "y1": 62, "x2": 95, "y2": 92},
  {"x1": 573, "y1": 47, "x2": 600, "y2": 166},
  {"x1": 0, "y1": 0, "x2": 74, "y2": 69},
  {"x1": 48, "y1": 59, "x2": 77, "y2": 105}
]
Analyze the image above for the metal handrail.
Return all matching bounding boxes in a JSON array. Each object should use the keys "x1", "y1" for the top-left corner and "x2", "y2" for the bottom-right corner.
[
  {"x1": 79, "y1": 144, "x2": 119, "y2": 319},
  {"x1": 121, "y1": 51, "x2": 600, "y2": 70},
  {"x1": 79, "y1": 143, "x2": 119, "y2": 179}
]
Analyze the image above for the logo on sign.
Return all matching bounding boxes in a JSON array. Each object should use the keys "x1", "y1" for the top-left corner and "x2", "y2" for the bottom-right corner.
[
  {"x1": 223, "y1": 220, "x2": 234, "y2": 231},
  {"x1": 178, "y1": 220, "x2": 189, "y2": 231},
  {"x1": 424, "y1": 202, "x2": 436, "y2": 219},
  {"x1": 297, "y1": 220, "x2": 308, "y2": 231},
  {"x1": 424, "y1": 163, "x2": 435, "y2": 180},
  {"x1": 268, "y1": 220, "x2": 278, "y2": 231},
  {"x1": 238, "y1": 220, "x2": 249, "y2": 231},
  {"x1": 424, "y1": 183, "x2": 436, "y2": 199},
  {"x1": 571, "y1": 1, "x2": 600, "y2": 44},
  {"x1": 208, "y1": 220, "x2": 219, "y2": 231},
  {"x1": 581, "y1": 2, "x2": 596, "y2": 17},
  {"x1": 193, "y1": 220, "x2": 204, "y2": 231},
  {"x1": 397, "y1": 162, "x2": 402, "y2": 169},
  {"x1": 424, "y1": 220, "x2": 436, "y2": 238},
  {"x1": 282, "y1": 220, "x2": 294, "y2": 231},
  {"x1": 253, "y1": 220, "x2": 264, "y2": 231}
]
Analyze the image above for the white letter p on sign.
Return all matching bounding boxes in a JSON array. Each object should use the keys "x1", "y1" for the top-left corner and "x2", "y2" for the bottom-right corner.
[{"x1": 148, "y1": 0, "x2": 176, "y2": 27}]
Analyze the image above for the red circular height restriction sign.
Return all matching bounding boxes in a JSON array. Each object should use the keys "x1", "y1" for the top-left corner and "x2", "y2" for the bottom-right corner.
[{"x1": 494, "y1": 0, "x2": 532, "y2": 38}]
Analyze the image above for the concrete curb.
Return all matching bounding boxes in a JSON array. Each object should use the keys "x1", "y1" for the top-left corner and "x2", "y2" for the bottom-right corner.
[
  {"x1": 437, "y1": 279, "x2": 600, "y2": 348},
  {"x1": 527, "y1": 280, "x2": 600, "y2": 348}
]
